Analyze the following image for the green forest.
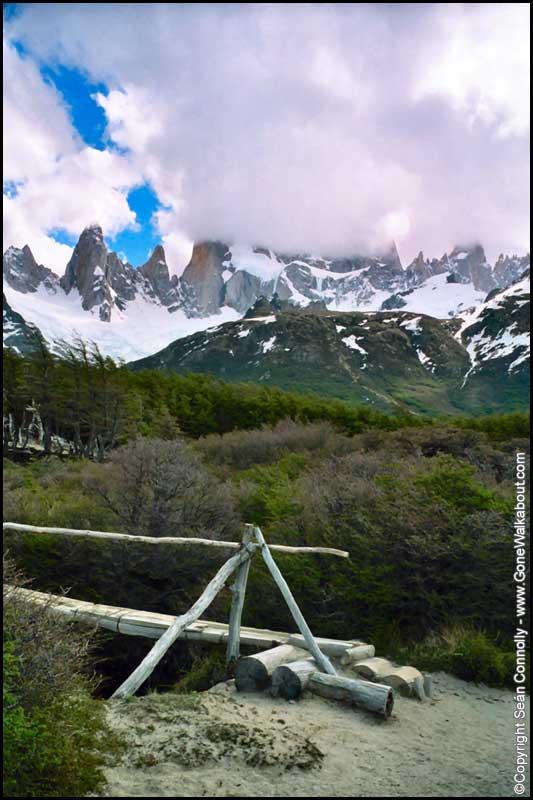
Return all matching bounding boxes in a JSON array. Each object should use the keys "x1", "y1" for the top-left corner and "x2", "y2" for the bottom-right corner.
[{"x1": 3, "y1": 341, "x2": 530, "y2": 796}]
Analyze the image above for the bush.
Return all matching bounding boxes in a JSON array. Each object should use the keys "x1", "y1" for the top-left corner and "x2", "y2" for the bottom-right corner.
[
  {"x1": 197, "y1": 418, "x2": 354, "y2": 471},
  {"x1": 3, "y1": 559, "x2": 120, "y2": 797},
  {"x1": 173, "y1": 648, "x2": 228, "y2": 694},
  {"x1": 86, "y1": 437, "x2": 240, "y2": 538},
  {"x1": 395, "y1": 625, "x2": 517, "y2": 688}
]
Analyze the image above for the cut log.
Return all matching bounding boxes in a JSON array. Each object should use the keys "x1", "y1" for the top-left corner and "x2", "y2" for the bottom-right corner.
[
  {"x1": 423, "y1": 674, "x2": 433, "y2": 698},
  {"x1": 351, "y1": 657, "x2": 394, "y2": 681},
  {"x1": 111, "y1": 547, "x2": 251, "y2": 699},
  {"x1": 254, "y1": 527, "x2": 337, "y2": 676},
  {"x1": 235, "y1": 644, "x2": 309, "y2": 692},
  {"x1": 307, "y1": 673, "x2": 394, "y2": 718},
  {"x1": 381, "y1": 665, "x2": 424, "y2": 695},
  {"x1": 340, "y1": 644, "x2": 375, "y2": 666},
  {"x1": 271, "y1": 659, "x2": 317, "y2": 699}
]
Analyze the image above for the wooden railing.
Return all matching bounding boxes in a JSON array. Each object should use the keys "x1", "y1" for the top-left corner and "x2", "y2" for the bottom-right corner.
[{"x1": 3, "y1": 521, "x2": 348, "y2": 699}]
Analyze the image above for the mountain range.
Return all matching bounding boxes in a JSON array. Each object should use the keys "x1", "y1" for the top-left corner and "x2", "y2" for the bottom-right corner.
[
  {"x1": 3, "y1": 223, "x2": 530, "y2": 415},
  {"x1": 130, "y1": 274, "x2": 530, "y2": 415}
]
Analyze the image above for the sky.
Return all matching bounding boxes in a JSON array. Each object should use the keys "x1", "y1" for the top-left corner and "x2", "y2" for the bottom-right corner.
[{"x1": 3, "y1": 2, "x2": 531, "y2": 276}]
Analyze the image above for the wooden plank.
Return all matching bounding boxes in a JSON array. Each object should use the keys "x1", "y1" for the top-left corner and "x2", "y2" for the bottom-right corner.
[
  {"x1": 3, "y1": 522, "x2": 349, "y2": 558},
  {"x1": 5, "y1": 585, "x2": 292, "y2": 648},
  {"x1": 307, "y1": 673, "x2": 394, "y2": 718},
  {"x1": 111, "y1": 548, "x2": 251, "y2": 699},
  {"x1": 253, "y1": 526, "x2": 337, "y2": 677},
  {"x1": 226, "y1": 525, "x2": 254, "y2": 663},
  {"x1": 235, "y1": 645, "x2": 309, "y2": 692}
]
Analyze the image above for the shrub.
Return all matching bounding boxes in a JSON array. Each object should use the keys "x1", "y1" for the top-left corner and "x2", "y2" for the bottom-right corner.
[
  {"x1": 395, "y1": 624, "x2": 517, "y2": 688},
  {"x1": 173, "y1": 648, "x2": 228, "y2": 693},
  {"x1": 86, "y1": 437, "x2": 240, "y2": 538},
  {"x1": 3, "y1": 559, "x2": 120, "y2": 797},
  {"x1": 197, "y1": 418, "x2": 354, "y2": 471}
]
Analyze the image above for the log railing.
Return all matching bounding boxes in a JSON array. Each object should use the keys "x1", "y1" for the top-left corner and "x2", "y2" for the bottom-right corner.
[{"x1": 3, "y1": 521, "x2": 348, "y2": 699}]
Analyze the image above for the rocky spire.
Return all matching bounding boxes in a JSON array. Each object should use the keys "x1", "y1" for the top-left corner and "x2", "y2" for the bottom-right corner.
[
  {"x1": 444, "y1": 244, "x2": 496, "y2": 293},
  {"x1": 60, "y1": 223, "x2": 108, "y2": 301},
  {"x1": 3, "y1": 245, "x2": 59, "y2": 294},
  {"x1": 138, "y1": 245, "x2": 181, "y2": 307},
  {"x1": 180, "y1": 241, "x2": 229, "y2": 315}
]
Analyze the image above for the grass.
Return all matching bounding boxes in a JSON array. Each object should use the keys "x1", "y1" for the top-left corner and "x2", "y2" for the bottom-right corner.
[{"x1": 393, "y1": 624, "x2": 518, "y2": 688}]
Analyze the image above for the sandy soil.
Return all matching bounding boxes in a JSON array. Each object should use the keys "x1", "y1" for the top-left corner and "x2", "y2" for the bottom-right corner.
[{"x1": 98, "y1": 673, "x2": 528, "y2": 797}]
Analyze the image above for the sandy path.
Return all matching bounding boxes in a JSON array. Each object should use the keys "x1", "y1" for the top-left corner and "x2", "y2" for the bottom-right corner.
[{"x1": 99, "y1": 673, "x2": 528, "y2": 797}]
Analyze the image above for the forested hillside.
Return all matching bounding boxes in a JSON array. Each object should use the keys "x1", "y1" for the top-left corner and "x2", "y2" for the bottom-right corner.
[{"x1": 4, "y1": 342, "x2": 529, "y2": 461}]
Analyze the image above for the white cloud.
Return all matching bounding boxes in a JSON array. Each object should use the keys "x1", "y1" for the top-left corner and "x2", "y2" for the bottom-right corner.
[
  {"x1": 3, "y1": 37, "x2": 142, "y2": 271},
  {"x1": 414, "y1": 4, "x2": 530, "y2": 139},
  {"x1": 3, "y1": 38, "x2": 77, "y2": 187},
  {"x1": 5, "y1": 3, "x2": 531, "y2": 266}
]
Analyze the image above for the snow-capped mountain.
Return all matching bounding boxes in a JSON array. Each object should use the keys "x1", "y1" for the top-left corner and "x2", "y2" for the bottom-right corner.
[
  {"x1": 180, "y1": 240, "x2": 514, "y2": 319},
  {"x1": 3, "y1": 222, "x2": 530, "y2": 362},
  {"x1": 131, "y1": 271, "x2": 530, "y2": 415},
  {"x1": 3, "y1": 293, "x2": 44, "y2": 353},
  {"x1": 454, "y1": 273, "x2": 530, "y2": 409},
  {"x1": 3, "y1": 225, "x2": 240, "y2": 360}
]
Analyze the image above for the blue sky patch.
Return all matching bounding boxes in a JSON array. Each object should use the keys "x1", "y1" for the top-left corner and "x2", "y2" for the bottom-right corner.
[
  {"x1": 5, "y1": 8, "x2": 169, "y2": 267},
  {"x1": 48, "y1": 228, "x2": 78, "y2": 248},
  {"x1": 107, "y1": 184, "x2": 166, "y2": 266},
  {"x1": 40, "y1": 64, "x2": 109, "y2": 150},
  {"x1": 3, "y1": 180, "x2": 24, "y2": 198}
]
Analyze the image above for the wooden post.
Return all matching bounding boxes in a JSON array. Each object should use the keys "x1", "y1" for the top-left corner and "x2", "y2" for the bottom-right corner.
[
  {"x1": 253, "y1": 526, "x2": 336, "y2": 677},
  {"x1": 226, "y1": 524, "x2": 254, "y2": 664},
  {"x1": 111, "y1": 547, "x2": 251, "y2": 699}
]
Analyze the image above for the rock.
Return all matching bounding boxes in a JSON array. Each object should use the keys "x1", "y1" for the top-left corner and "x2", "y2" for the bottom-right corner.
[
  {"x1": 180, "y1": 241, "x2": 228, "y2": 314},
  {"x1": 138, "y1": 245, "x2": 182, "y2": 307},
  {"x1": 3, "y1": 245, "x2": 59, "y2": 294}
]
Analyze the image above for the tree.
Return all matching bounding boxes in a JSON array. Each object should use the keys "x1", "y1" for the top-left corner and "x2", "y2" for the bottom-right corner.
[{"x1": 88, "y1": 437, "x2": 239, "y2": 538}]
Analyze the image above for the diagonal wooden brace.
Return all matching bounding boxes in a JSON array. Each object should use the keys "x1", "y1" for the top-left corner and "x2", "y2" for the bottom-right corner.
[
  {"x1": 111, "y1": 545, "x2": 252, "y2": 699},
  {"x1": 253, "y1": 526, "x2": 336, "y2": 677}
]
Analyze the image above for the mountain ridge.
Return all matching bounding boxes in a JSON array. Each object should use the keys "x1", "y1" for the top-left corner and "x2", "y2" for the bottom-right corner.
[
  {"x1": 3, "y1": 223, "x2": 530, "y2": 363},
  {"x1": 129, "y1": 275, "x2": 530, "y2": 416}
]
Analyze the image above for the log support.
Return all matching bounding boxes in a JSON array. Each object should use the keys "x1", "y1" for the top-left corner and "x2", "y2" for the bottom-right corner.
[
  {"x1": 253, "y1": 526, "x2": 337, "y2": 677},
  {"x1": 271, "y1": 658, "x2": 317, "y2": 699},
  {"x1": 111, "y1": 546, "x2": 251, "y2": 699},
  {"x1": 308, "y1": 673, "x2": 394, "y2": 718},
  {"x1": 226, "y1": 525, "x2": 254, "y2": 664},
  {"x1": 235, "y1": 645, "x2": 309, "y2": 692}
]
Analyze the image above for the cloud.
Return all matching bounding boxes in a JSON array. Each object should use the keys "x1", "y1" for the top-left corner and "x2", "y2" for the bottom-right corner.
[
  {"x1": 5, "y1": 3, "x2": 531, "y2": 265},
  {"x1": 3, "y1": 37, "x2": 142, "y2": 271}
]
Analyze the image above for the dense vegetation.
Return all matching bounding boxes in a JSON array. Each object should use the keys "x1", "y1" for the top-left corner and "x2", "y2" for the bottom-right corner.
[
  {"x1": 3, "y1": 344, "x2": 529, "y2": 795},
  {"x1": 4, "y1": 344, "x2": 529, "y2": 456},
  {"x1": 4, "y1": 417, "x2": 528, "y2": 691},
  {"x1": 3, "y1": 559, "x2": 118, "y2": 796}
]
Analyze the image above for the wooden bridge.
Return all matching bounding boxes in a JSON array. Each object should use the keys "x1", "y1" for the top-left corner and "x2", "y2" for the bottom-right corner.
[{"x1": 3, "y1": 521, "x2": 430, "y2": 717}]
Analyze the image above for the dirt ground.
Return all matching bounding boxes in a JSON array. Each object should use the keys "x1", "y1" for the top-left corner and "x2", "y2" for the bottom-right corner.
[{"x1": 98, "y1": 672, "x2": 529, "y2": 797}]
